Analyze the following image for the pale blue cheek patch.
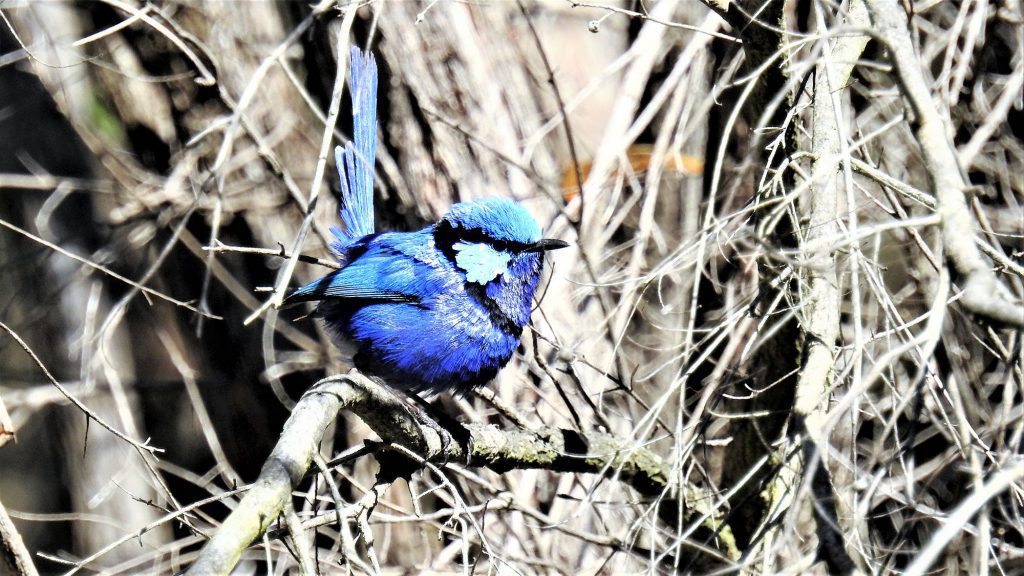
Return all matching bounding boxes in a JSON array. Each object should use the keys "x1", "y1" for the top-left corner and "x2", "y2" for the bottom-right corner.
[{"x1": 453, "y1": 241, "x2": 511, "y2": 284}]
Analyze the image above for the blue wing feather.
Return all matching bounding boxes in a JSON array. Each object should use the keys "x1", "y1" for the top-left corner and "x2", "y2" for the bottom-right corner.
[
  {"x1": 288, "y1": 230, "x2": 440, "y2": 305},
  {"x1": 331, "y1": 46, "x2": 378, "y2": 253}
]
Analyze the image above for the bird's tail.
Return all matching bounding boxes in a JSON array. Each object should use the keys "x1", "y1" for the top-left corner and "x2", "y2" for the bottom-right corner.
[{"x1": 330, "y1": 46, "x2": 378, "y2": 253}]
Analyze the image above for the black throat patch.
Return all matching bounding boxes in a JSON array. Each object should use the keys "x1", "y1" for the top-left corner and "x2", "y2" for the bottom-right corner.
[{"x1": 464, "y1": 282, "x2": 523, "y2": 338}]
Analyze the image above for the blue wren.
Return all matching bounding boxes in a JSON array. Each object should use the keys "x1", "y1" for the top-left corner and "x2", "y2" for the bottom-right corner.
[{"x1": 285, "y1": 47, "x2": 567, "y2": 395}]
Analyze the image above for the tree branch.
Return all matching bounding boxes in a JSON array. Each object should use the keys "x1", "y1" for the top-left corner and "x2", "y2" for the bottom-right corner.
[
  {"x1": 748, "y1": 3, "x2": 869, "y2": 573},
  {"x1": 184, "y1": 371, "x2": 736, "y2": 574},
  {"x1": 866, "y1": 0, "x2": 1024, "y2": 328},
  {"x1": 0, "y1": 497, "x2": 38, "y2": 576}
]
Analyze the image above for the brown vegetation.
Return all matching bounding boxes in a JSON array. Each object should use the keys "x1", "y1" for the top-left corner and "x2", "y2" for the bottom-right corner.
[{"x1": 1, "y1": 1, "x2": 1021, "y2": 574}]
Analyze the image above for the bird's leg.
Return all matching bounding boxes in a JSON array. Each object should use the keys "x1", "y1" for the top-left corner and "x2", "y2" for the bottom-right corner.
[
  {"x1": 378, "y1": 385, "x2": 466, "y2": 462},
  {"x1": 404, "y1": 393, "x2": 472, "y2": 463}
]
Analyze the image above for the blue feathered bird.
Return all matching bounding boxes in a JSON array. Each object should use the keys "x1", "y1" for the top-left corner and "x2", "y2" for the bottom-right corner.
[{"x1": 285, "y1": 47, "x2": 567, "y2": 395}]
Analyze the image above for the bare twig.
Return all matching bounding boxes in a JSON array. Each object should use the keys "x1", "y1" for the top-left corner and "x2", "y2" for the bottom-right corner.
[
  {"x1": 0, "y1": 321, "x2": 162, "y2": 456},
  {"x1": 0, "y1": 497, "x2": 38, "y2": 576},
  {"x1": 0, "y1": 394, "x2": 12, "y2": 448},
  {"x1": 203, "y1": 241, "x2": 341, "y2": 270},
  {"x1": 256, "y1": 13, "x2": 355, "y2": 320},
  {"x1": 518, "y1": 0, "x2": 585, "y2": 218},
  {"x1": 282, "y1": 505, "x2": 315, "y2": 575},
  {"x1": 183, "y1": 375, "x2": 365, "y2": 575},
  {"x1": 866, "y1": 0, "x2": 1024, "y2": 328},
  {"x1": 565, "y1": 0, "x2": 738, "y2": 41},
  {"x1": 0, "y1": 217, "x2": 219, "y2": 320},
  {"x1": 758, "y1": 2, "x2": 870, "y2": 571},
  {"x1": 63, "y1": 487, "x2": 246, "y2": 575},
  {"x1": 904, "y1": 462, "x2": 1024, "y2": 576}
]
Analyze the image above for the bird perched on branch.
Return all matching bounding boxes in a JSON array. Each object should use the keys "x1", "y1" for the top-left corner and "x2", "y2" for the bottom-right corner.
[{"x1": 285, "y1": 47, "x2": 568, "y2": 396}]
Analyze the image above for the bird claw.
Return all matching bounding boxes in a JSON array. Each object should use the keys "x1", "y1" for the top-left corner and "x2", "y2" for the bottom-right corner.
[
  {"x1": 412, "y1": 409, "x2": 454, "y2": 462},
  {"x1": 402, "y1": 397, "x2": 471, "y2": 465}
]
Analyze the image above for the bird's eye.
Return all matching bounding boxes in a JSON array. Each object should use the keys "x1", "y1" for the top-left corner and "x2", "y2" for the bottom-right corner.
[{"x1": 492, "y1": 240, "x2": 507, "y2": 252}]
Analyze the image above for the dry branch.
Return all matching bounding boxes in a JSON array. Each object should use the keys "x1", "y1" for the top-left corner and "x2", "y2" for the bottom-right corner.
[
  {"x1": 4, "y1": 0, "x2": 1023, "y2": 572},
  {"x1": 903, "y1": 462, "x2": 1024, "y2": 576},
  {"x1": 743, "y1": 2, "x2": 870, "y2": 572},
  {"x1": 0, "y1": 497, "x2": 38, "y2": 576},
  {"x1": 185, "y1": 370, "x2": 735, "y2": 574},
  {"x1": 866, "y1": 0, "x2": 1024, "y2": 328}
]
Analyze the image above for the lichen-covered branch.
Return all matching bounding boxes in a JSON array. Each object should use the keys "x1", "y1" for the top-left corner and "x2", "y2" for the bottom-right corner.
[
  {"x1": 184, "y1": 376, "x2": 370, "y2": 575},
  {"x1": 185, "y1": 371, "x2": 735, "y2": 574}
]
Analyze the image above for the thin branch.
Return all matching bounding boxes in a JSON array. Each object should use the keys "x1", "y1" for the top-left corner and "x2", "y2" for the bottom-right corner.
[
  {"x1": 0, "y1": 217, "x2": 220, "y2": 320},
  {"x1": 0, "y1": 321, "x2": 162, "y2": 456},
  {"x1": 255, "y1": 13, "x2": 355, "y2": 320},
  {"x1": 866, "y1": 0, "x2": 1024, "y2": 328},
  {"x1": 63, "y1": 488, "x2": 246, "y2": 575},
  {"x1": 0, "y1": 497, "x2": 38, "y2": 576},
  {"x1": 904, "y1": 462, "x2": 1024, "y2": 576},
  {"x1": 0, "y1": 394, "x2": 12, "y2": 448},
  {"x1": 203, "y1": 241, "x2": 341, "y2": 270},
  {"x1": 518, "y1": 0, "x2": 585, "y2": 216},
  {"x1": 565, "y1": 0, "x2": 740, "y2": 42}
]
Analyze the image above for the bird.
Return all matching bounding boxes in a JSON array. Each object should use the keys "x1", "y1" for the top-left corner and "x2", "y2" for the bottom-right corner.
[{"x1": 285, "y1": 47, "x2": 568, "y2": 396}]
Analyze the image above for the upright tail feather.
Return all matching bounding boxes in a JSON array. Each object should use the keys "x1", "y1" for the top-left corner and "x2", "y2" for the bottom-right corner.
[{"x1": 331, "y1": 46, "x2": 378, "y2": 253}]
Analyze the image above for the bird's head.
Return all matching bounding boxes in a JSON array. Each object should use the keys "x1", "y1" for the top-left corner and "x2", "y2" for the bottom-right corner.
[{"x1": 434, "y1": 197, "x2": 568, "y2": 285}]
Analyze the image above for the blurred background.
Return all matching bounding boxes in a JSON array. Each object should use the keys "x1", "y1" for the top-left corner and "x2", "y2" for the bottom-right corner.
[{"x1": 0, "y1": 0, "x2": 1021, "y2": 574}]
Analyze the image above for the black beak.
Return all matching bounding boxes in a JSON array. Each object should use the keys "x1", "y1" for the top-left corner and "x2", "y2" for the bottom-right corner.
[{"x1": 524, "y1": 238, "x2": 570, "y2": 252}]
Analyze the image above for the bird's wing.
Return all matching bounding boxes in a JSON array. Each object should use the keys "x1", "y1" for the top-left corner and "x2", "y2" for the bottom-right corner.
[
  {"x1": 286, "y1": 232, "x2": 442, "y2": 306},
  {"x1": 284, "y1": 274, "x2": 415, "y2": 304},
  {"x1": 330, "y1": 46, "x2": 378, "y2": 253}
]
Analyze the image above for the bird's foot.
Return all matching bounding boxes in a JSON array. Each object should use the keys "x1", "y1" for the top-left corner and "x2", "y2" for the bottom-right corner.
[
  {"x1": 416, "y1": 411, "x2": 456, "y2": 462},
  {"x1": 377, "y1": 387, "x2": 466, "y2": 463},
  {"x1": 406, "y1": 396, "x2": 472, "y2": 464}
]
